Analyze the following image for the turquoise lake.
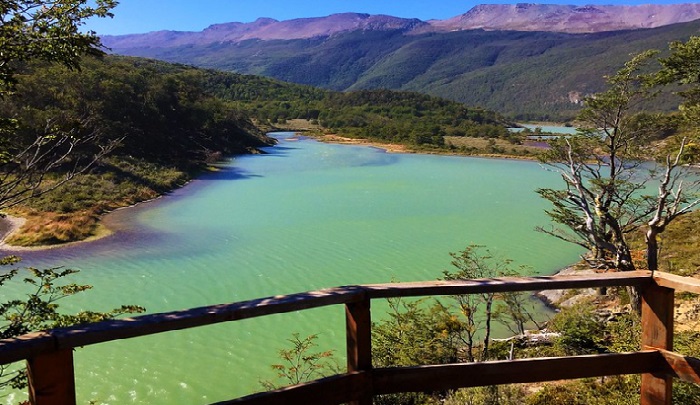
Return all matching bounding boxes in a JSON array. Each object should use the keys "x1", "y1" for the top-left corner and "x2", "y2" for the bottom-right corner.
[{"x1": 1, "y1": 132, "x2": 584, "y2": 404}]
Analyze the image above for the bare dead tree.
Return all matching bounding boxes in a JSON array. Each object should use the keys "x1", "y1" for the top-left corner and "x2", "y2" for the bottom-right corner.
[
  {"x1": 0, "y1": 116, "x2": 120, "y2": 212},
  {"x1": 645, "y1": 138, "x2": 700, "y2": 271}
]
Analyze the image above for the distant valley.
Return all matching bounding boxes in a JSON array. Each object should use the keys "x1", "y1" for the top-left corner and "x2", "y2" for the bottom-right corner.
[{"x1": 103, "y1": 4, "x2": 700, "y2": 119}]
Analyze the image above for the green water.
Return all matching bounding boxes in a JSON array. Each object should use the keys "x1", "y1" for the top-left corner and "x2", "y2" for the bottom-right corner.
[{"x1": 1, "y1": 133, "x2": 583, "y2": 404}]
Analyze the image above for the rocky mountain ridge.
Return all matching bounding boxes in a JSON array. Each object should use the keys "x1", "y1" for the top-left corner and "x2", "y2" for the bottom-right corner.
[
  {"x1": 428, "y1": 3, "x2": 700, "y2": 33},
  {"x1": 102, "y1": 3, "x2": 700, "y2": 49}
]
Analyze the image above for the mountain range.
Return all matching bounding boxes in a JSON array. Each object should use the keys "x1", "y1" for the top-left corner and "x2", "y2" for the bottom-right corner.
[
  {"x1": 103, "y1": 3, "x2": 700, "y2": 46},
  {"x1": 102, "y1": 4, "x2": 700, "y2": 119}
]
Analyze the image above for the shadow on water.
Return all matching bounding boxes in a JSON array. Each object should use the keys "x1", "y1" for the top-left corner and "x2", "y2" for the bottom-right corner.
[
  {"x1": 0, "y1": 222, "x2": 170, "y2": 265},
  {"x1": 200, "y1": 166, "x2": 263, "y2": 181},
  {"x1": 255, "y1": 145, "x2": 298, "y2": 159}
]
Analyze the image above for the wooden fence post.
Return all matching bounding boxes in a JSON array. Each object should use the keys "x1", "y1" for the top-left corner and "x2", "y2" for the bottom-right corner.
[
  {"x1": 26, "y1": 348, "x2": 76, "y2": 405},
  {"x1": 640, "y1": 283, "x2": 674, "y2": 405},
  {"x1": 346, "y1": 295, "x2": 372, "y2": 405}
]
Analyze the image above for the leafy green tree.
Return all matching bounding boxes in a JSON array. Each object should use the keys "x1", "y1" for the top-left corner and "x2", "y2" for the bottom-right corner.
[
  {"x1": 1, "y1": 0, "x2": 119, "y2": 210},
  {"x1": 0, "y1": 0, "x2": 147, "y2": 394},
  {"x1": 0, "y1": 256, "x2": 145, "y2": 390},
  {"x1": 372, "y1": 297, "x2": 462, "y2": 405},
  {"x1": 0, "y1": 0, "x2": 116, "y2": 95},
  {"x1": 442, "y1": 245, "x2": 538, "y2": 362},
  {"x1": 373, "y1": 297, "x2": 462, "y2": 368},
  {"x1": 260, "y1": 333, "x2": 339, "y2": 390}
]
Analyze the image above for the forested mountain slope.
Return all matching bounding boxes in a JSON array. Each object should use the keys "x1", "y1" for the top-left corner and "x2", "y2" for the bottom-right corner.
[{"x1": 105, "y1": 20, "x2": 700, "y2": 120}]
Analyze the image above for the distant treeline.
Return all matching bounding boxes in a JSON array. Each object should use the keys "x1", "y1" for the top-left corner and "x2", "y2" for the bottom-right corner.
[
  {"x1": 3, "y1": 54, "x2": 516, "y2": 179},
  {"x1": 199, "y1": 64, "x2": 513, "y2": 147},
  {"x1": 4, "y1": 56, "x2": 272, "y2": 169}
]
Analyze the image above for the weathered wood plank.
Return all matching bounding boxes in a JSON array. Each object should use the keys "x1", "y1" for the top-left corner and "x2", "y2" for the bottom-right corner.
[
  {"x1": 373, "y1": 351, "x2": 662, "y2": 395},
  {"x1": 653, "y1": 272, "x2": 700, "y2": 295},
  {"x1": 658, "y1": 349, "x2": 700, "y2": 385},
  {"x1": 50, "y1": 286, "x2": 365, "y2": 352},
  {"x1": 1, "y1": 272, "x2": 656, "y2": 365},
  {"x1": 0, "y1": 332, "x2": 56, "y2": 366},
  {"x1": 346, "y1": 297, "x2": 373, "y2": 405},
  {"x1": 364, "y1": 271, "x2": 653, "y2": 299},
  {"x1": 214, "y1": 372, "x2": 369, "y2": 405},
  {"x1": 641, "y1": 284, "x2": 674, "y2": 405},
  {"x1": 27, "y1": 349, "x2": 76, "y2": 405}
]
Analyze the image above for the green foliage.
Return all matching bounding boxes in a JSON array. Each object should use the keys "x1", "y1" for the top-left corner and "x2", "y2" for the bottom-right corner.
[
  {"x1": 0, "y1": 0, "x2": 116, "y2": 95},
  {"x1": 372, "y1": 297, "x2": 462, "y2": 405},
  {"x1": 373, "y1": 297, "x2": 461, "y2": 368},
  {"x1": 3, "y1": 57, "x2": 271, "y2": 166},
  {"x1": 548, "y1": 304, "x2": 605, "y2": 355},
  {"x1": 260, "y1": 333, "x2": 339, "y2": 390},
  {"x1": 0, "y1": 257, "x2": 145, "y2": 390},
  {"x1": 204, "y1": 71, "x2": 513, "y2": 148},
  {"x1": 443, "y1": 385, "x2": 528, "y2": 405},
  {"x1": 443, "y1": 245, "x2": 540, "y2": 361},
  {"x1": 657, "y1": 36, "x2": 700, "y2": 123},
  {"x1": 527, "y1": 376, "x2": 640, "y2": 405}
]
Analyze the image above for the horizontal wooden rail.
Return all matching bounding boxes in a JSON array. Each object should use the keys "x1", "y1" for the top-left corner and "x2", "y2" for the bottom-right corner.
[
  {"x1": 217, "y1": 372, "x2": 370, "y2": 405},
  {"x1": 654, "y1": 272, "x2": 700, "y2": 294},
  {"x1": 221, "y1": 351, "x2": 663, "y2": 405},
  {"x1": 363, "y1": 270, "x2": 654, "y2": 299},
  {"x1": 0, "y1": 286, "x2": 365, "y2": 365},
  {"x1": 0, "y1": 271, "x2": 654, "y2": 365},
  {"x1": 659, "y1": 349, "x2": 700, "y2": 385},
  {"x1": 3, "y1": 270, "x2": 700, "y2": 405},
  {"x1": 373, "y1": 351, "x2": 662, "y2": 395}
]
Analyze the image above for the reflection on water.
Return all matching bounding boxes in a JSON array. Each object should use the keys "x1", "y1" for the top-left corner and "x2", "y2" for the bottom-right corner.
[{"x1": 1, "y1": 132, "x2": 583, "y2": 404}]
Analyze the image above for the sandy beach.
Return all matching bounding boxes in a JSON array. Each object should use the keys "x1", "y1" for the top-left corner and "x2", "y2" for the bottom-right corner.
[{"x1": 0, "y1": 215, "x2": 26, "y2": 249}]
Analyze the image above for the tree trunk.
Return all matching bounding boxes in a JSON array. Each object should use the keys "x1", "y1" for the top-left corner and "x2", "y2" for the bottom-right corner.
[
  {"x1": 646, "y1": 228, "x2": 659, "y2": 271},
  {"x1": 481, "y1": 298, "x2": 493, "y2": 362},
  {"x1": 616, "y1": 245, "x2": 642, "y2": 313}
]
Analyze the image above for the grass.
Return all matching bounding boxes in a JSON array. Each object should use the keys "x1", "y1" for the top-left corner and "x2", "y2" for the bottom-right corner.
[
  {"x1": 444, "y1": 136, "x2": 546, "y2": 158},
  {"x1": 626, "y1": 210, "x2": 700, "y2": 277},
  {"x1": 5, "y1": 156, "x2": 191, "y2": 247}
]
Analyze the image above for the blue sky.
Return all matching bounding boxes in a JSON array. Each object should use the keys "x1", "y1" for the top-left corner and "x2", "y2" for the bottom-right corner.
[{"x1": 85, "y1": 0, "x2": 692, "y2": 35}]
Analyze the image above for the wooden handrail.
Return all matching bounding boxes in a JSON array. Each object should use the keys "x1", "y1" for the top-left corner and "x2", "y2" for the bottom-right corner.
[
  {"x1": 0, "y1": 270, "x2": 655, "y2": 363},
  {"x1": 1, "y1": 270, "x2": 698, "y2": 405}
]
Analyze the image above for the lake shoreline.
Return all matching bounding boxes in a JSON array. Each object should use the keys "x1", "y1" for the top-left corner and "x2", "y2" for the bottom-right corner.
[{"x1": 0, "y1": 130, "x2": 547, "y2": 252}]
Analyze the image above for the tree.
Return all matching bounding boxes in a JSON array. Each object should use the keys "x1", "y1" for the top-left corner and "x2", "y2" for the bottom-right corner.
[
  {"x1": 0, "y1": 0, "x2": 116, "y2": 95},
  {"x1": 0, "y1": 0, "x2": 145, "y2": 394},
  {"x1": 0, "y1": 0, "x2": 119, "y2": 211},
  {"x1": 537, "y1": 46, "x2": 700, "y2": 311},
  {"x1": 536, "y1": 51, "x2": 658, "y2": 274},
  {"x1": 0, "y1": 257, "x2": 145, "y2": 390},
  {"x1": 442, "y1": 245, "x2": 539, "y2": 362},
  {"x1": 260, "y1": 333, "x2": 339, "y2": 390},
  {"x1": 646, "y1": 36, "x2": 700, "y2": 271}
]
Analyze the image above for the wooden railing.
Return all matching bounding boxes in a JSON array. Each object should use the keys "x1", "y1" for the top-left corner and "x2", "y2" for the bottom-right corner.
[{"x1": 2, "y1": 270, "x2": 700, "y2": 405}]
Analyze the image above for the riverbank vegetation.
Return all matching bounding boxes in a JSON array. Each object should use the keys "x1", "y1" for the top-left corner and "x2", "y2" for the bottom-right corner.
[
  {"x1": 1, "y1": 56, "x2": 273, "y2": 246},
  {"x1": 0, "y1": 54, "x2": 531, "y2": 246}
]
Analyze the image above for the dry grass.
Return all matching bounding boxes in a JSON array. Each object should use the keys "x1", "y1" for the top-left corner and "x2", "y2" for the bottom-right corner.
[
  {"x1": 626, "y1": 210, "x2": 700, "y2": 277},
  {"x1": 444, "y1": 136, "x2": 546, "y2": 158},
  {"x1": 6, "y1": 209, "x2": 99, "y2": 246}
]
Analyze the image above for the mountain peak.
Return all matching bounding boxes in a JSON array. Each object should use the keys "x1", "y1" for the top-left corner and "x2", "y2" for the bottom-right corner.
[{"x1": 430, "y1": 3, "x2": 700, "y2": 33}]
